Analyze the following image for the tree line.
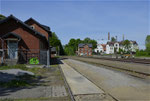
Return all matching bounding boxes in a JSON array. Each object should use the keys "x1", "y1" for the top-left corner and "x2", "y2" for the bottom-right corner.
[
  {"x1": 64, "y1": 38, "x2": 97, "y2": 55},
  {"x1": 136, "y1": 35, "x2": 150, "y2": 57},
  {"x1": 49, "y1": 32, "x2": 64, "y2": 55}
]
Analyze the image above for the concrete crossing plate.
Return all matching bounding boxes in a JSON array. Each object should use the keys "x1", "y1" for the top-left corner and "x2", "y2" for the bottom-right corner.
[{"x1": 60, "y1": 60, "x2": 104, "y2": 95}]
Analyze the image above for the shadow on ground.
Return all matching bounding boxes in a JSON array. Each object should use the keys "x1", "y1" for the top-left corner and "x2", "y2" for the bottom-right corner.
[
  {"x1": 51, "y1": 57, "x2": 68, "y2": 65},
  {"x1": 0, "y1": 58, "x2": 63, "y2": 100},
  {"x1": 0, "y1": 72, "x2": 47, "y2": 97}
]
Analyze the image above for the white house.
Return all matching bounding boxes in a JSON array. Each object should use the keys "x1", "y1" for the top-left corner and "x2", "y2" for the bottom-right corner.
[
  {"x1": 94, "y1": 44, "x2": 106, "y2": 53},
  {"x1": 105, "y1": 41, "x2": 139, "y2": 54}
]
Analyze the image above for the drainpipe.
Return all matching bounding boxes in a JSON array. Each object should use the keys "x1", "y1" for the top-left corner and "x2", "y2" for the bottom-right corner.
[
  {"x1": 47, "y1": 34, "x2": 51, "y2": 67},
  {"x1": 0, "y1": 38, "x2": 4, "y2": 64}
]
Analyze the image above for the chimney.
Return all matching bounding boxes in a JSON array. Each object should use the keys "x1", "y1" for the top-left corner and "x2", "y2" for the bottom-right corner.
[
  {"x1": 123, "y1": 34, "x2": 124, "y2": 41},
  {"x1": 108, "y1": 32, "x2": 110, "y2": 40}
]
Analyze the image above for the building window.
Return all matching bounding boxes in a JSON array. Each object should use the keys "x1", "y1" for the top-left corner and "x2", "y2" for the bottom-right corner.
[{"x1": 30, "y1": 25, "x2": 35, "y2": 29}]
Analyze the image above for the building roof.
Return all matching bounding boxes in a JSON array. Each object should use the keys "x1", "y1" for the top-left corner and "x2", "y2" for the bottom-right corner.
[
  {"x1": 107, "y1": 42, "x2": 115, "y2": 45},
  {"x1": 107, "y1": 40, "x2": 138, "y2": 46},
  {"x1": 0, "y1": 15, "x2": 49, "y2": 44},
  {"x1": 101, "y1": 44, "x2": 106, "y2": 51},
  {"x1": 41, "y1": 24, "x2": 50, "y2": 31},
  {"x1": 51, "y1": 47, "x2": 56, "y2": 52},
  {"x1": 78, "y1": 43, "x2": 92, "y2": 48},
  {"x1": 24, "y1": 18, "x2": 52, "y2": 36},
  {"x1": 130, "y1": 40, "x2": 138, "y2": 45},
  {"x1": 2, "y1": 32, "x2": 22, "y2": 40}
]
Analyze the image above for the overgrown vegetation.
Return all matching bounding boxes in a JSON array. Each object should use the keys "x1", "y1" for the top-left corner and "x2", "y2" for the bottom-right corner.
[
  {"x1": 135, "y1": 50, "x2": 150, "y2": 57},
  {"x1": 0, "y1": 64, "x2": 42, "y2": 74},
  {"x1": 0, "y1": 64, "x2": 27, "y2": 70},
  {"x1": 64, "y1": 37, "x2": 97, "y2": 55},
  {"x1": 135, "y1": 35, "x2": 150, "y2": 57},
  {"x1": 0, "y1": 80, "x2": 30, "y2": 88},
  {"x1": 0, "y1": 14, "x2": 6, "y2": 20},
  {"x1": 0, "y1": 65, "x2": 44, "y2": 88}
]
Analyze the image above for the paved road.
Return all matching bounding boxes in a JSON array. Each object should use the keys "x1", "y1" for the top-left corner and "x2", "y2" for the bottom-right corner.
[
  {"x1": 63, "y1": 59, "x2": 150, "y2": 101},
  {"x1": 60, "y1": 60, "x2": 115, "y2": 101}
]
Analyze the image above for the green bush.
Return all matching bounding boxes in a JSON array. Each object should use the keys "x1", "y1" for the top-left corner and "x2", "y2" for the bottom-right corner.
[{"x1": 135, "y1": 50, "x2": 150, "y2": 57}]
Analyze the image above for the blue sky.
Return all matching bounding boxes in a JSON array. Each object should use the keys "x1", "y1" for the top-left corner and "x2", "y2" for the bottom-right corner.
[{"x1": 0, "y1": 0, "x2": 149, "y2": 49}]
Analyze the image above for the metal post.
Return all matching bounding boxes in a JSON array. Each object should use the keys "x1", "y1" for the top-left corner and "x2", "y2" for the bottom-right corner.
[
  {"x1": 0, "y1": 38, "x2": 4, "y2": 64},
  {"x1": 47, "y1": 49, "x2": 50, "y2": 67}
]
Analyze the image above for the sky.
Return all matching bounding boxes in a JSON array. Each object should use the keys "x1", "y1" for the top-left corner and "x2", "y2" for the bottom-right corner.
[{"x1": 0, "y1": 0, "x2": 149, "y2": 49}]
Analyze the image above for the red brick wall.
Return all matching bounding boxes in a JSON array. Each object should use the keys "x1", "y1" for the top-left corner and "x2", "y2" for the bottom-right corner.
[
  {"x1": 25, "y1": 20, "x2": 49, "y2": 40},
  {"x1": 0, "y1": 19, "x2": 40, "y2": 50},
  {"x1": 13, "y1": 27, "x2": 40, "y2": 49},
  {"x1": 78, "y1": 45, "x2": 92, "y2": 56}
]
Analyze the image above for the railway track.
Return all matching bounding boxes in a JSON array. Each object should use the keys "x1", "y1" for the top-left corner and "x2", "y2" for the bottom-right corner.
[
  {"x1": 87, "y1": 57, "x2": 150, "y2": 64},
  {"x1": 65, "y1": 56, "x2": 150, "y2": 79}
]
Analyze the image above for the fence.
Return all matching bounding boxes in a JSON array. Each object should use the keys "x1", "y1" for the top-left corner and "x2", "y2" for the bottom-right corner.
[{"x1": 0, "y1": 49, "x2": 49, "y2": 65}]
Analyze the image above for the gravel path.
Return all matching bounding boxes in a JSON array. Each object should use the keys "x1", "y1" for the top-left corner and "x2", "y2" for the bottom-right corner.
[
  {"x1": 63, "y1": 59, "x2": 150, "y2": 101},
  {"x1": 0, "y1": 86, "x2": 67, "y2": 99}
]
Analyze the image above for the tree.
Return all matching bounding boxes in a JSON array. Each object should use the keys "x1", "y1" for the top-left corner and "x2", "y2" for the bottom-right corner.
[
  {"x1": 123, "y1": 40, "x2": 131, "y2": 53},
  {"x1": 64, "y1": 37, "x2": 97, "y2": 55},
  {"x1": 75, "y1": 38, "x2": 82, "y2": 51},
  {"x1": 89, "y1": 39, "x2": 97, "y2": 49},
  {"x1": 83, "y1": 37, "x2": 91, "y2": 43},
  {"x1": 0, "y1": 14, "x2": 6, "y2": 20},
  {"x1": 68, "y1": 38, "x2": 76, "y2": 52},
  {"x1": 64, "y1": 45, "x2": 75, "y2": 55},
  {"x1": 50, "y1": 32, "x2": 64, "y2": 55},
  {"x1": 50, "y1": 32, "x2": 60, "y2": 47},
  {"x1": 145, "y1": 35, "x2": 150, "y2": 52},
  {"x1": 111, "y1": 37, "x2": 116, "y2": 42}
]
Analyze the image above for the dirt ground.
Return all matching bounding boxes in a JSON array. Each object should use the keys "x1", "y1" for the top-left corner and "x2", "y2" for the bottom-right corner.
[{"x1": 0, "y1": 58, "x2": 71, "y2": 101}]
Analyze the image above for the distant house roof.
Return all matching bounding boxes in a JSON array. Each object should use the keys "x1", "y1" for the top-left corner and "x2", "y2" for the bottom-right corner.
[
  {"x1": 101, "y1": 44, "x2": 106, "y2": 51},
  {"x1": 0, "y1": 15, "x2": 49, "y2": 44},
  {"x1": 130, "y1": 40, "x2": 138, "y2": 45},
  {"x1": 107, "y1": 42, "x2": 115, "y2": 45},
  {"x1": 107, "y1": 40, "x2": 138, "y2": 46},
  {"x1": 78, "y1": 43, "x2": 92, "y2": 48},
  {"x1": 24, "y1": 18, "x2": 52, "y2": 36}
]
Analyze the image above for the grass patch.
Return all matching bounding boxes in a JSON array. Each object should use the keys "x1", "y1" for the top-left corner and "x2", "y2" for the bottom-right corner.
[
  {"x1": 0, "y1": 65, "x2": 46, "y2": 88},
  {"x1": 0, "y1": 80, "x2": 30, "y2": 88},
  {"x1": 0, "y1": 64, "x2": 44, "y2": 75},
  {"x1": 0, "y1": 64, "x2": 27, "y2": 70}
]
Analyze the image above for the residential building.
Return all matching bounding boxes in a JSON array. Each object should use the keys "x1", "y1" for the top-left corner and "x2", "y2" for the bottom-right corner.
[
  {"x1": 94, "y1": 44, "x2": 106, "y2": 53},
  {"x1": 106, "y1": 41, "x2": 139, "y2": 54},
  {"x1": 0, "y1": 15, "x2": 52, "y2": 65},
  {"x1": 78, "y1": 43, "x2": 92, "y2": 56}
]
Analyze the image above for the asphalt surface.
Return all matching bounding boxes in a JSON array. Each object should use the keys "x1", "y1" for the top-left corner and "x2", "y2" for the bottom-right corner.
[{"x1": 63, "y1": 59, "x2": 150, "y2": 101}]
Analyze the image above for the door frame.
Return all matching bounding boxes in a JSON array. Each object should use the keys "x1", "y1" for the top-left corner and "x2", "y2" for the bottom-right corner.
[{"x1": 7, "y1": 40, "x2": 18, "y2": 59}]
